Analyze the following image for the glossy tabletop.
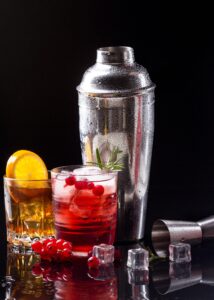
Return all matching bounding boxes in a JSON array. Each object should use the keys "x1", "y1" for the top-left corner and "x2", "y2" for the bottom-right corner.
[{"x1": 1, "y1": 243, "x2": 214, "y2": 300}]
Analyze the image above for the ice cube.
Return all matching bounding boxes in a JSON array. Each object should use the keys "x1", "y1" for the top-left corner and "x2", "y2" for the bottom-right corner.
[
  {"x1": 53, "y1": 175, "x2": 76, "y2": 203},
  {"x1": 127, "y1": 269, "x2": 149, "y2": 285},
  {"x1": 127, "y1": 248, "x2": 149, "y2": 270},
  {"x1": 73, "y1": 166, "x2": 115, "y2": 184},
  {"x1": 169, "y1": 243, "x2": 191, "y2": 263},
  {"x1": 92, "y1": 244, "x2": 115, "y2": 264},
  {"x1": 73, "y1": 166, "x2": 102, "y2": 176}
]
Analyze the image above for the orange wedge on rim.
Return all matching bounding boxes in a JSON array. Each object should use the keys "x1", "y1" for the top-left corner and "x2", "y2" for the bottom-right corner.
[{"x1": 6, "y1": 150, "x2": 48, "y2": 192}]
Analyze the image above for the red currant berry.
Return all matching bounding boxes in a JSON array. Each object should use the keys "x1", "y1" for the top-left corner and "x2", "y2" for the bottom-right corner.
[
  {"x1": 56, "y1": 239, "x2": 66, "y2": 251},
  {"x1": 43, "y1": 238, "x2": 56, "y2": 247},
  {"x1": 87, "y1": 182, "x2": 95, "y2": 190},
  {"x1": 65, "y1": 176, "x2": 76, "y2": 186},
  {"x1": 32, "y1": 241, "x2": 43, "y2": 254},
  {"x1": 92, "y1": 185, "x2": 104, "y2": 196},
  {"x1": 45, "y1": 242, "x2": 58, "y2": 256},
  {"x1": 87, "y1": 256, "x2": 100, "y2": 269},
  {"x1": 75, "y1": 180, "x2": 88, "y2": 190},
  {"x1": 40, "y1": 248, "x2": 50, "y2": 261},
  {"x1": 60, "y1": 248, "x2": 72, "y2": 260},
  {"x1": 62, "y1": 241, "x2": 72, "y2": 250}
]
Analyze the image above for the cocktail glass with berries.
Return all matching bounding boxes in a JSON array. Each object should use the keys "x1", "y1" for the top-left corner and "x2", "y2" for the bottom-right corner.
[{"x1": 51, "y1": 165, "x2": 118, "y2": 256}]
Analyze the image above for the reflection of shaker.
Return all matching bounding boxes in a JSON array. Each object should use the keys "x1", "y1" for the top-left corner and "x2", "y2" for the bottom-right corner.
[{"x1": 77, "y1": 46, "x2": 155, "y2": 242}]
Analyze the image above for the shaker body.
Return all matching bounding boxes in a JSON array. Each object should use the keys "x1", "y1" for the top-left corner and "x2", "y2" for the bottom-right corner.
[{"x1": 78, "y1": 89, "x2": 154, "y2": 242}]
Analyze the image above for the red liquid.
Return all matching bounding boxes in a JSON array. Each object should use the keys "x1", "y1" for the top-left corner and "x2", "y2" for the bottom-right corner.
[{"x1": 53, "y1": 185, "x2": 117, "y2": 254}]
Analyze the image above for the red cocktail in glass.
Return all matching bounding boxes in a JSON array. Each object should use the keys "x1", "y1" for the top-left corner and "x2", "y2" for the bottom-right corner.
[{"x1": 51, "y1": 166, "x2": 118, "y2": 256}]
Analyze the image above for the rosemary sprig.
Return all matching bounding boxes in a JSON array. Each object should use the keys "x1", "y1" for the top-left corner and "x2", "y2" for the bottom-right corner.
[{"x1": 87, "y1": 146, "x2": 124, "y2": 171}]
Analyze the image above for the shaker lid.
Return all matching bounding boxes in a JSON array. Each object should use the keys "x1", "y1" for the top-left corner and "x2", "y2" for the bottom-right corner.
[{"x1": 77, "y1": 46, "x2": 155, "y2": 97}]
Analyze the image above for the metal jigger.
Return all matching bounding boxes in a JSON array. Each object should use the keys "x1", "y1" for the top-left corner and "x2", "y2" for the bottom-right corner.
[{"x1": 151, "y1": 216, "x2": 214, "y2": 257}]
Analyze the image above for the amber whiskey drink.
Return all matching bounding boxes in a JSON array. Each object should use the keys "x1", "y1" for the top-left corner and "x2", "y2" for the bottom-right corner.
[{"x1": 4, "y1": 177, "x2": 55, "y2": 250}]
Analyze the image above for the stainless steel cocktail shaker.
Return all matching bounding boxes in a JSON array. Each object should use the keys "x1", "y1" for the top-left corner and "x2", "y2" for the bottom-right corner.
[{"x1": 77, "y1": 46, "x2": 155, "y2": 242}]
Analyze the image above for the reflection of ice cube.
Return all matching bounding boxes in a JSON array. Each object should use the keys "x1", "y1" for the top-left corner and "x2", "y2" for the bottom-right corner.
[
  {"x1": 128, "y1": 269, "x2": 149, "y2": 285},
  {"x1": 92, "y1": 244, "x2": 115, "y2": 264},
  {"x1": 169, "y1": 243, "x2": 191, "y2": 263},
  {"x1": 88, "y1": 263, "x2": 115, "y2": 281}
]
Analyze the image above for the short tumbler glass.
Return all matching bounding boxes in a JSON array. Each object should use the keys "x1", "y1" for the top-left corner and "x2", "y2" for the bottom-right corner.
[
  {"x1": 51, "y1": 165, "x2": 118, "y2": 256},
  {"x1": 4, "y1": 176, "x2": 55, "y2": 251}
]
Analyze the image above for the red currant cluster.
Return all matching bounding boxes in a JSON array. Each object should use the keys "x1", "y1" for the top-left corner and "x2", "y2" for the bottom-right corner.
[
  {"x1": 32, "y1": 238, "x2": 72, "y2": 262},
  {"x1": 32, "y1": 261, "x2": 73, "y2": 282},
  {"x1": 65, "y1": 176, "x2": 104, "y2": 196}
]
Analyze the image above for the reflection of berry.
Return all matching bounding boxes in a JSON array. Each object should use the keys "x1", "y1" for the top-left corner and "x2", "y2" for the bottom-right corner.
[
  {"x1": 92, "y1": 185, "x2": 104, "y2": 196},
  {"x1": 87, "y1": 256, "x2": 100, "y2": 269},
  {"x1": 88, "y1": 267, "x2": 99, "y2": 278},
  {"x1": 32, "y1": 261, "x2": 73, "y2": 282},
  {"x1": 32, "y1": 263, "x2": 43, "y2": 276}
]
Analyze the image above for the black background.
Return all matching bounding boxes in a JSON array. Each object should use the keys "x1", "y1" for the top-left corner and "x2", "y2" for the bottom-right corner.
[{"x1": 1, "y1": 1, "x2": 214, "y2": 244}]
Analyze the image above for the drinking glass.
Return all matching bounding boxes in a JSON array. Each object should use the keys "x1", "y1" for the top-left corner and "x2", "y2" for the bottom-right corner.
[
  {"x1": 4, "y1": 176, "x2": 55, "y2": 251},
  {"x1": 51, "y1": 165, "x2": 118, "y2": 256}
]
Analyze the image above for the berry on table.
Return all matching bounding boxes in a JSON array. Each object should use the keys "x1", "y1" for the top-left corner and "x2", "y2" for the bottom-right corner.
[
  {"x1": 60, "y1": 248, "x2": 73, "y2": 260},
  {"x1": 87, "y1": 256, "x2": 100, "y2": 269},
  {"x1": 62, "y1": 241, "x2": 72, "y2": 250},
  {"x1": 45, "y1": 241, "x2": 58, "y2": 256},
  {"x1": 32, "y1": 241, "x2": 43, "y2": 254},
  {"x1": 56, "y1": 239, "x2": 66, "y2": 251}
]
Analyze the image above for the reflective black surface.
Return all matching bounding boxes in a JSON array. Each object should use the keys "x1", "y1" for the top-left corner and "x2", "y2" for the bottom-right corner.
[{"x1": 1, "y1": 243, "x2": 214, "y2": 299}]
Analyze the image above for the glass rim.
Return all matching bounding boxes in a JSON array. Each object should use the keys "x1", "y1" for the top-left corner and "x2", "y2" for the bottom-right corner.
[
  {"x1": 51, "y1": 164, "x2": 118, "y2": 177},
  {"x1": 3, "y1": 174, "x2": 51, "y2": 182}
]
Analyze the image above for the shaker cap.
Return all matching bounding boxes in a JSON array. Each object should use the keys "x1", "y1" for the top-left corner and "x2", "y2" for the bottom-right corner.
[{"x1": 77, "y1": 46, "x2": 155, "y2": 97}]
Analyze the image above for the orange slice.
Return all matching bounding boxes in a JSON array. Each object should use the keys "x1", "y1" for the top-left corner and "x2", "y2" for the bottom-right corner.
[{"x1": 6, "y1": 150, "x2": 49, "y2": 193}]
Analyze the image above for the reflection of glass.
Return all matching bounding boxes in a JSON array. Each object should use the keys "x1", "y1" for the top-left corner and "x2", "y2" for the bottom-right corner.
[
  {"x1": 152, "y1": 261, "x2": 201, "y2": 295},
  {"x1": 4, "y1": 177, "x2": 55, "y2": 251},
  {"x1": 51, "y1": 166, "x2": 118, "y2": 256},
  {"x1": 54, "y1": 257, "x2": 118, "y2": 300},
  {"x1": 5, "y1": 252, "x2": 55, "y2": 299}
]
